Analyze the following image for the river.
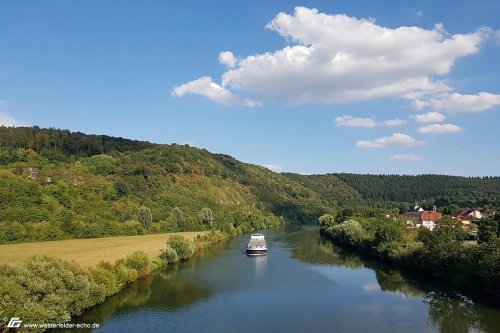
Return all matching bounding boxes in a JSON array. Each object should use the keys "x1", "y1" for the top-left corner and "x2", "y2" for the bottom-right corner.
[{"x1": 53, "y1": 225, "x2": 500, "y2": 333}]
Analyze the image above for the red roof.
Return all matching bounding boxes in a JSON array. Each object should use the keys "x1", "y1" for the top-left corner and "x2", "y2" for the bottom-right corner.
[{"x1": 420, "y1": 211, "x2": 442, "y2": 221}]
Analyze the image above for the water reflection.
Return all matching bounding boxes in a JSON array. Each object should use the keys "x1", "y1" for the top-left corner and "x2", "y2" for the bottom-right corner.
[
  {"x1": 253, "y1": 255, "x2": 267, "y2": 281},
  {"x1": 51, "y1": 259, "x2": 212, "y2": 333},
  {"x1": 52, "y1": 225, "x2": 500, "y2": 333},
  {"x1": 288, "y1": 226, "x2": 500, "y2": 333}
]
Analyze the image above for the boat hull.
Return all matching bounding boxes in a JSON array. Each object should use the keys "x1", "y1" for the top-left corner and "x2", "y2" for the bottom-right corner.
[{"x1": 246, "y1": 249, "x2": 267, "y2": 256}]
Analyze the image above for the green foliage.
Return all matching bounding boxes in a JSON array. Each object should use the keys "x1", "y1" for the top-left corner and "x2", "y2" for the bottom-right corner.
[
  {"x1": 318, "y1": 213, "x2": 335, "y2": 229},
  {"x1": 374, "y1": 221, "x2": 403, "y2": 245},
  {"x1": 124, "y1": 251, "x2": 153, "y2": 277},
  {"x1": 138, "y1": 206, "x2": 153, "y2": 231},
  {"x1": 334, "y1": 173, "x2": 500, "y2": 207},
  {"x1": 326, "y1": 220, "x2": 368, "y2": 248},
  {"x1": 478, "y1": 216, "x2": 499, "y2": 243},
  {"x1": 168, "y1": 235, "x2": 195, "y2": 260},
  {"x1": 1, "y1": 127, "x2": 498, "y2": 245},
  {"x1": 322, "y1": 213, "x2": 500, "y2": 296},
  {"x1": 335, "y1": 208, "x2": 354, "y2": 224},
  {"x1": 0, "y1": 256, "x2": 107, "y2": 332},
  {"x1": 159, "y1": 246, "x2": 179, "y2": 264},
  {"x1": 198, "y1": 207, "x2": 214, "y2": 229}
]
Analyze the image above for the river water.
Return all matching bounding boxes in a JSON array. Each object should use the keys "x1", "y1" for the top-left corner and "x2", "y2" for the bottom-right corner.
[{"x1": 54, "y1": 225, "x2": 500, "y2": 333}]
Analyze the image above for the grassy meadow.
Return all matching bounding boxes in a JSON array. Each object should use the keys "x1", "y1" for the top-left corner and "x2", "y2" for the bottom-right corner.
[{"x1": 0, "y1": 231, "x2": 204, "y2": 266}]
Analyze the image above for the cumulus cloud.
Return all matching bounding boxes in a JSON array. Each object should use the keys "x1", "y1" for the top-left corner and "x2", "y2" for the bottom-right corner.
[
  {"x1": 262, "y1": 164, "x2": 283, "y2": 173},
  {"x1": 172, "y1": 76, "x2": 259, "y2": 107},
  {"x1": 174, "y1": 7, "x2": 494, "y2": 107},
  {"x1": 413, "y1": 92, "x2": 500, "y2": 112},
  {"x1": 417, "y1": 123, "x2": 462, "y2": 134},
  {"x1": 389, "y1": 154, "x2": 421, "y2": 161},
  {"x1": 384, "y1": 118, "x2": 406, "y2": 126},
  {"x1": 0, "y1": 112, "x2": 25, "y2": 127},
  {"x1": 335, "y1": 115, "x2": 377, "y2": 127},
  {"x1": 412, "y1": 111, "x2": 446, "y2": 123},
  {"x1": 218, "y1": 51, "x2": 237, "y2": 68},
  {"x1": 356, "y1": 133, "x2": 423, "y2": 148}
]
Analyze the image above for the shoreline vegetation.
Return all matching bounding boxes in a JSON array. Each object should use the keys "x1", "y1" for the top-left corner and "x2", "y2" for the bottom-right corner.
[
  {"x1": 318, "y1": 213, "x2": 500, "y2": 297},
  {"x1": 0, "y1": 231, "x2": 229, "y2": 333}
]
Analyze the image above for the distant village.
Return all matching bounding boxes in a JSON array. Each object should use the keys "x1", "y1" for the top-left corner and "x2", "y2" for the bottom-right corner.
[{"x1": 402, "y1": 204, "x2": 496, "y2": 233}]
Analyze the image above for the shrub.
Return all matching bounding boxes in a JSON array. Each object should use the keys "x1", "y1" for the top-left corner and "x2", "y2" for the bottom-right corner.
[
  {"x1": 115, "y1": 260, "x2": 138, "y2": 285},
  {"x1": 160, "y1": 246, "x2": 179, "y2": 264},
  {"x1": 124, "y1": 251, "x2": 152, "y2": 277},
  {"x1": 328, "y1": 220, "x2": 368, "y2": 248},
  {"x1": 169, "y1": 235, "x2": 195, "y2": 260},
  {"x1": 374, "y1": 221, "x2": 403, "y2": 245}
]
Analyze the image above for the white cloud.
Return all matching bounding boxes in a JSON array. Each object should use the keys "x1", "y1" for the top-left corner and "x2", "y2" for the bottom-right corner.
[
  {"x1": 172, "y1": 76, "x2": 259, "y2": 107},
  {"x1": 389, "y1": 154, "x2": 421, "y2": 161},
  {"x1": 417, "y1": 123, "x2": 462, "y2": 134},
  {"x1": 218, "y1": 51, "x2": 237, "y2": 68},
  {"x1": 334, "y1": 115, "x2": 406, "y2": 128},
  {"x1": 413, "y1": 92, "x2": 500, "y2": 112},
  {"x1": 357, "y1": 133, "x2": 423, "y2": 148},
  {"x1": 175, "y1": 7, "x2": 493, "y2": 106},
  {"x1": 384, "y1": 118, "x2": 406, "y2": 126},
  {"x1": 335, "y1": 115, "x2": 377, "y2": 127},
  {"x1": 416, "y1": 10, "x2": 423, "y2": 17},
  {"x1": 262, "y1": 164, "x2": 283, "y2": 173},
  {"x1": 0, "y1": 112, "x2": 25, "y2": 127},
  {"x1": 412, "y1": 111, "x2": 446, "y2": 123}
]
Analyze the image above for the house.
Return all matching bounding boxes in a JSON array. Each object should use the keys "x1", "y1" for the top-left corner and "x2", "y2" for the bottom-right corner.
[
  {"x1": 404, "y1": 206, "x2": 442, "y2": 231},
  {"x1": 453, "y1": 208, "x2": 483, "y2": 225},
  {"x1": 419, "y1": 211, "x2": 442, "y2": 231},
  {"x1": 27, "y1": 167, "x2": 39, "y2": 179}
]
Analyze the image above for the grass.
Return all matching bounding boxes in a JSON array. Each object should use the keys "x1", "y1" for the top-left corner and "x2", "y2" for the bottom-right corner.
[{"x1": 0, "y1": 232, "x2": 205, "y2": 267}]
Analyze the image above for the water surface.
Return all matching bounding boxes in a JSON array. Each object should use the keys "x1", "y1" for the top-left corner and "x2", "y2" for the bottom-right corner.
[{"x1": 54, "y1": 225, "x2": 500, "y2": 333}]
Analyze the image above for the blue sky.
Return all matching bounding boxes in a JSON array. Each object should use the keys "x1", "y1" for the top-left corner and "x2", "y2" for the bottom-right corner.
[{"x1": 1, "y1": 1, "x2": 499, "y2": 176}]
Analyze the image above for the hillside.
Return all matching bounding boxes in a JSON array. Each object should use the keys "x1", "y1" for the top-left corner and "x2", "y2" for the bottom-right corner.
[
  {"x1": 0, "y1": 127, "x2": 348, "y2": 243},
  {"x1": 1, "y1": 126, "x2": 499, "y2": 244},
  {"x1": 332, "y1": 173, "x2": 500, "y2": 207}
]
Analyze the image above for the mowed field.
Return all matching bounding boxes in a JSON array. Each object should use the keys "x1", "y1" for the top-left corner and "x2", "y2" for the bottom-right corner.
[{"x1": 0, "y1": 232, "x2": 204, "y2": 267}]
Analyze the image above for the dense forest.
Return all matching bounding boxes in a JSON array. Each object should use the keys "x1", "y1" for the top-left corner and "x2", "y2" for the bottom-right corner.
[
  {"x1": 332, "y1": 173, "x2": 500, "y2": 207},
  {"x1": 1, "y1": 126, "x2": 499, "y2": 244}
]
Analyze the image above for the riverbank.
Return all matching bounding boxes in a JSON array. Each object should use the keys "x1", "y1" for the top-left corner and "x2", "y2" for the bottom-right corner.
[
  {"x1": 319, "y1": 217, "x2": 500, "y2": 298},
  {"x1": 0, "y1": 231, "x2": 205, "y2": 266},
  {"x1": 0, "y1": 231, "x2": 228, "y2": 333}
]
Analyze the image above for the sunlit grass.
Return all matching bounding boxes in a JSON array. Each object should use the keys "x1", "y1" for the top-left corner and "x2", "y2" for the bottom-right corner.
[{"x1": 0, "y1": 232, "x2": 205, "y2": 266}]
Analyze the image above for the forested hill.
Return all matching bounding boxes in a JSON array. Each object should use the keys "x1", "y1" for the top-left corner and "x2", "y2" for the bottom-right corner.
[
  {"x1": 0, "y1": 126, "x2": 156, "y2": 155},
  {"x1": 0, "y1": 126, "x2": 350, "y2": 243},
  {"x1": 332, "y1": 173, "x2": 500, "y2": 207},
  {"x1": 0, "y1": 126, "x2": 499, "y2": 243}
]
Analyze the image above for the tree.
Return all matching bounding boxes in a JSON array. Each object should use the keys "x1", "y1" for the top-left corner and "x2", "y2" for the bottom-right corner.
[
  {"x1": 170, "y1": 207, "x2": 184, "y2": 223},
  {"x1": 198, "y1": 208, "x2": 214, "y2": 229},
  {"x1": 335, "y1": 208, "x2": 353, "y2": 224},
  {"x1": 318, "y1": 214, "x2": 335, "y2": 229},
  {"x1": 478, "y1": 217, "x2": 499, "y2": 243},
  {"x1": 168, "y1": 235, "x2": 194, "y2": 260},
  {"x1": 138, "y1": 206, "x2": 152, "y2": 231},
  {"x1": 374, "y1": 221, "x2": 403, "y2": 245}
]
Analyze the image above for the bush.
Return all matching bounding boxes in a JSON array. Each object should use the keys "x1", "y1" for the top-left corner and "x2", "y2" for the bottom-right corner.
[
  {"x1": 115, "y1": 260, "x2": 138, "y2": 285},
  {"x1": 377, "y1": 241, "x2": 405, "y2": 262},
  {"x1": 160, "y1": 246, "x2": 179, "y2": 264},
  {"x1": 328, "y1": 220, "x2": 368, "y2": 248},
  {"x1": 374, "y1": 221, "x2": 403, "y2": 245},
  {"x1": 169, "y1": 235, "x2": 195, "y2": 260},
  {"x1": 124, "y1": 251, "x2": 152, "y2": 277}
]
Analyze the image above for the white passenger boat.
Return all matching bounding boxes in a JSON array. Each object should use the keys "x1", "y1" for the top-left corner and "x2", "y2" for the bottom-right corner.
[{"x1": 246, "y1": 233, "x2": 267, "y2": 256}]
